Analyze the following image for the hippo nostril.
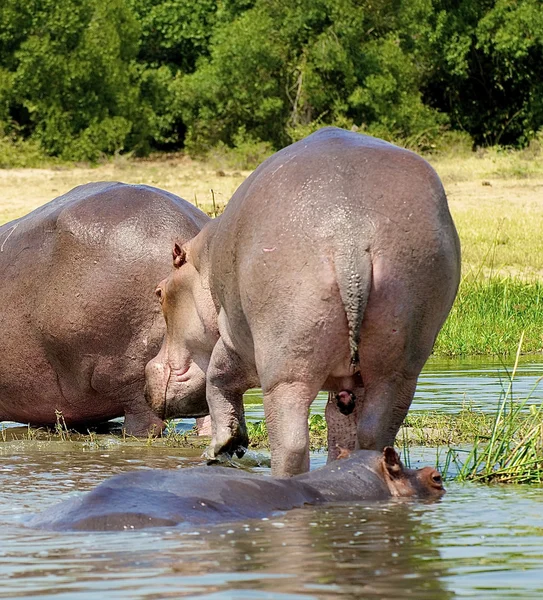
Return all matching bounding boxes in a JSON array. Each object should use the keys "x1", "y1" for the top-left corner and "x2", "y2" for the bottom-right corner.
[{"x1": 432, "y1": 473, "x2": 443, "y2": 486}]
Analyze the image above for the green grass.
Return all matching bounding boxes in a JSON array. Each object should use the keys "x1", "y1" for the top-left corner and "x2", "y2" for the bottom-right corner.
[
  {"x1": 443, "y1": 339, "x2": 543, "y2": 483},
  {"x1": 434, "y1": 275, "x2": 543, "y2": 357}
]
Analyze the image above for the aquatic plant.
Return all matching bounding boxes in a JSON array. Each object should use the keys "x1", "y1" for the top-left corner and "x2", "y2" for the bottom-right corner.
[{"x1": 445, "y1": 336, "x2": 543, "y2": 484}]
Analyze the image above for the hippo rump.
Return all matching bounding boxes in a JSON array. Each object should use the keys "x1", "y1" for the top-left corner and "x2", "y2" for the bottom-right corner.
[
  {"x1": 145, "y1": 127, "x2": 461, "y2": 476},
  {"x1": 27, "y1": 448, "x2": 445, "y2": 531},
  {"x1": 0, "y1": 182, "x2": 209, "y2": 435}
]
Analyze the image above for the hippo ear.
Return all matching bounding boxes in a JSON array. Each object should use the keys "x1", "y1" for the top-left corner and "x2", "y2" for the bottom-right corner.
[
  {"x1": 172, "y1": 243, "x2": 186, "y2": 268},
  {"x1": 382, "y1": 446, "x2": 403, "y2": 479}
]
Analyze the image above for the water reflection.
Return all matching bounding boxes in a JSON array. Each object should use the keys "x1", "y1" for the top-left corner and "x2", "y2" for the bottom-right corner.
[
  {"x1": 0, "y1": 453, "x2": 452, "y2": 599},
  {"x1": 1, "y1": 357, "x2": 543, "y2": 598}
]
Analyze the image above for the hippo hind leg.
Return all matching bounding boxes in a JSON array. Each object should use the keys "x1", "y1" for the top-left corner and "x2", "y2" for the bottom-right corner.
[
  {"x1": 356, "y1": 375, "x2": 418, "y2": 450},
  {"x1": 262, "y1": 380, "x2": 322, "y2": 477}
]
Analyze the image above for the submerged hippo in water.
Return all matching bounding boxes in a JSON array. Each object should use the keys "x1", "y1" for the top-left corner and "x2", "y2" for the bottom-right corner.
[
  {"x1": 0, "y1": 182, "x2": 209, "y2": 435},
  {"x1": 145, "y1": 127, "x2": 461, "y2": 476},
  {"x1": 28, "y1": 448, "x2": 445, "y2": 531}
]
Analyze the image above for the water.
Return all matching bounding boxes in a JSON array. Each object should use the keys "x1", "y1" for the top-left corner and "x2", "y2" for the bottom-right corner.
[
  {"x1": 244, "y1": 354, "x2": 543, "y2": 420},
  {"x1": 1, "y1": 356, "x2": 543, "y2": 599}
]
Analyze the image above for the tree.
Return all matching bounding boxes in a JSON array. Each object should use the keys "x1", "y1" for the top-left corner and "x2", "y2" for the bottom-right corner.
[
  {"x1": 424, "y1": 0, "x2": 543, "y2": 146},
  {"x1": 175, "y1": 0, "x2": 447, "y2": 154}
]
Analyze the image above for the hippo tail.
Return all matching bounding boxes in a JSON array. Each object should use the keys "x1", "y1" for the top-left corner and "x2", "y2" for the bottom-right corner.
[{"x1": 334, "y1": 247, "x2": 372, "y2": 372}]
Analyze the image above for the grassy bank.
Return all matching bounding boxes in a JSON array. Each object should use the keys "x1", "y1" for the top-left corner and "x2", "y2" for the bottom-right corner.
[
  {"x1": 443, "y1": 344, "x2": 543, "y2": 484},
  {"x1": 2, "y1": 399, "x2": 541, "y2": 484},
  {"x1": 434, "y1": 275, "x2": 543, "y2": 357}
]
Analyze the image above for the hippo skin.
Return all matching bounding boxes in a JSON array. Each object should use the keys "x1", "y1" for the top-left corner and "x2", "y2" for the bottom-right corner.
[
  {"x1": 27, "y1": 448, "x2": 445, "y2": 531},
  {"x1": 146, "y1": 127, "x2": 461, "y2": 476},
  {"x1": 0, "y1": 182, "x2": 209, "y2": 435}
]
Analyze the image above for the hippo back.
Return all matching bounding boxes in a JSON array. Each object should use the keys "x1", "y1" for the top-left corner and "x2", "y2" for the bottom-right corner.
[{"x1": 28, "y1": 467, "x2": 323, "y2": 531}]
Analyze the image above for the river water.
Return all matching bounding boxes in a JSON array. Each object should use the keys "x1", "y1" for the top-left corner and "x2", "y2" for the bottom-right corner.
[{"x1": 1, "y1": 356, "x2": 542, "y2": 599}]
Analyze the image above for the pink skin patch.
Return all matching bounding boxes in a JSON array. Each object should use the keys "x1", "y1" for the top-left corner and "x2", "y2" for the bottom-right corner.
[
  {"x1": 169, "y1": 365, "x2": 191, "y2": 384},
  {"x1": 262, "y1": 247, "x2": 276, "y2": 252}
]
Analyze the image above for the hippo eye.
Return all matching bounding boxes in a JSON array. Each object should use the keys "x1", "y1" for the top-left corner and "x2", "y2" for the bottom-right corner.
[{"x1": 432, "y1": 474, "x2": 442, "y2": 485}]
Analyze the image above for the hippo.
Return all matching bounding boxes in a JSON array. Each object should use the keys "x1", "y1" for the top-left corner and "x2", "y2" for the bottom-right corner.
[
  {"x1": 0, "y1": 182, "x2": 209, "y2": 435},
  {"x1": 27, "y1": 448, "x2": 445, "y2": 531},
  {"x1": 145, "y1": 127, "x2": 461, "y2": 475}
]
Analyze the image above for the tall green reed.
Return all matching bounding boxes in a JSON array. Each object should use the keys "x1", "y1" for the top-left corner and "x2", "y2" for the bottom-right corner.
[{"x1": 444, "y1": 335, "x2": 543, "y2": 483}]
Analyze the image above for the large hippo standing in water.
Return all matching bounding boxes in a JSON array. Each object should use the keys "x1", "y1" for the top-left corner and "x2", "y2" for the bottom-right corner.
[
  {"x1": 0, "y1": 182, "x2": 209, "y2": 435},
  {"x1": 145, "y1": 127, "x2": 461, "y2": 475},
  {"x1": 28, "y1": 448, "x2": 445, "y2": 531}
]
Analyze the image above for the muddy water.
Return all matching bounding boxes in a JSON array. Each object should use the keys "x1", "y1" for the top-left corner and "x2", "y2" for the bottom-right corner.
[{"x1": 1, "y1": 357, "x2": 543, "y2": 599}]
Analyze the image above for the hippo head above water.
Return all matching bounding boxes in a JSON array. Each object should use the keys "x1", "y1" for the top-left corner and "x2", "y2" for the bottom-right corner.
[
  {"x1": 144, "y1": 242, "x2": 218, "y2": 421},
  {"x1": 297, "y1": 447, "x2": 446, "y2": 502}
]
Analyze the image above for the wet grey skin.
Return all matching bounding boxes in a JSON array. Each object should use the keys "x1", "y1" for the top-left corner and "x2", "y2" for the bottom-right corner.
[
  {"x1": 0, "y1": 182, "x2": 209, "y2": 436},
  {"x1": 27, "y1": 448, "x2": 445, "y2": 531}
]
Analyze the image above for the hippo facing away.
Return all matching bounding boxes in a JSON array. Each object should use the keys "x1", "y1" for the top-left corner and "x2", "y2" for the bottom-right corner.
[
  {"x1": 145, "y1": 127, "x2": 461, "y2": 475},
  {"x1": 27, "y1": 448, "x2": 445, "y2": 531},
  {"x1": 0, "y1": 182, "x2": 209, "y2": 435}
]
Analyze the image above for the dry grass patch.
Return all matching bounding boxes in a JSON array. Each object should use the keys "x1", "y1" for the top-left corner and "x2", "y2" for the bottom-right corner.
[
  {"x1": 1, "y1": 148, "x2": 542, "y2": 279},
  {"x1": 429, "y1": 150, "x2": 543, "y2": 277},
  {"x1": 0, "y1": 154, "x2": 249, "y2": 225}
]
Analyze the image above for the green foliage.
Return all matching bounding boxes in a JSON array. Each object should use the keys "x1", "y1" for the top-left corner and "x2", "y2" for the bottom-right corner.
[
  {"x1": 0, "y1": 0, "x2": 541, "y2": 160},
  {"x1": 435, "y1": 275, "x2": 543, "y2": 357},
  {"x1": 1, "y1": 0, "x2": 142, "y2": 159},
  {"x1": 426, "y1": 0, "x2": 543, "y2": 146},
  {"x1": 127, "y1": 0, "x2": 217, "y2": 72},
  {"x1": 207, "y1": 127, "x2": 274, "y2": 169},
  {"x1": 176, "y1": 0, "x2": 447, "y2": 153},
  {"x1": 445, "y1": 344, "x2": 543, "y2": 484},
  {"x1": 0, "y1": 131, "x2": 54, "y2": 168}
]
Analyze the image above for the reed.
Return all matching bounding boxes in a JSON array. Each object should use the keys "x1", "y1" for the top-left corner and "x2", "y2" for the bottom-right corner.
[{"x1": 444, "y1": 338, "x2": 543, "y2": 483}]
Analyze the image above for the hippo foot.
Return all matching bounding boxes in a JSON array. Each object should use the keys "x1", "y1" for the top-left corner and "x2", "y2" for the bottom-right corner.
[
  {"x1": 204, "y1": 442, "x2": 248, "y2": 462},
  {"x1": 204, "y1": 447, "x2": 250, "y2": 474},
  {"x1": 335, "y1": 390, "x2": 356, "y2": 416},
  {"x1": 205, "y1": 425, "x2": 249, "y2": 462}
]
